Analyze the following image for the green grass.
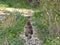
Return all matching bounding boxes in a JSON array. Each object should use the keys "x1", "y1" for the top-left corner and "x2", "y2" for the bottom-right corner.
[
  {"x1": 0, "y1": 1, "x2": 8, "y2": 10},
  {"x1": 32, "y1": 11, "x2": 60, "y2": 45},
  {"x1": 0, "y1": 0, "x2": 34, "y2": 9},
  {"x1": 45, "y1": 37, "x2": 60, "y2": 45},
  {"x1": 0, "y1": 0, "x2": 40, "y2": 10},
  {"x1": 0, "y1": 12, "x2": 27, "y2": 45}
]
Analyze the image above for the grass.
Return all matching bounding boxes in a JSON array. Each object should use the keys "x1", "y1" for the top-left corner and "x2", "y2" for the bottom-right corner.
[
  {"x1": 0, "y1": 0, "x2": 39, "y2": 11},
  {"x1": 45, "y1": 37, "x2": 60, "y2": 45},
  {"x1": 0, "y1": 2, "x2": 8, "y2": 10},
  {"x1": 0, "y1": 0, "x2": 34, "y2": 10},
  {"x1": 0, "y1": 12, "x2": 27, "y2": 45},
  {"x1": 32, "y1": 12, "x2": 60, "y2": 45}
]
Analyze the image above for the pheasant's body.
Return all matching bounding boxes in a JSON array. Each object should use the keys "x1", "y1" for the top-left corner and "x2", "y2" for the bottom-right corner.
[{"x1": 24, "y1": 21, "x2": 33, "y2": 39}]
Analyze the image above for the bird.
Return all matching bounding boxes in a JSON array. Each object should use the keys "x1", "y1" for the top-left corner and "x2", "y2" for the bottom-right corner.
[{"x1": 24, "y1": 16, "x2": 33, "y2": 40}]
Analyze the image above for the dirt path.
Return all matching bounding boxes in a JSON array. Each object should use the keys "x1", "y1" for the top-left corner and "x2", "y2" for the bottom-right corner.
[{"x1": 0, "y1": 8, "x2": 34, "y2": 20}]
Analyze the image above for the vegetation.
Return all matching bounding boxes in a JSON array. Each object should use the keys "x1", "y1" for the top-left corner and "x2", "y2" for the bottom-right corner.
[
  {"x1": 0, "y1": 0, "x2": 60, "y2": 45},
  {"x1": 0, "y1": 12, "x2": 27, "y2": 45},
  {"x1": 0, "y1": 0, "x2": 40, "y2": 9},
  {"x1": 32, "y1": 0, "x2": 60, "y2": 45},
  {"x1": 0, "y1": 0, "x2": 33, "y2": 9}
]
